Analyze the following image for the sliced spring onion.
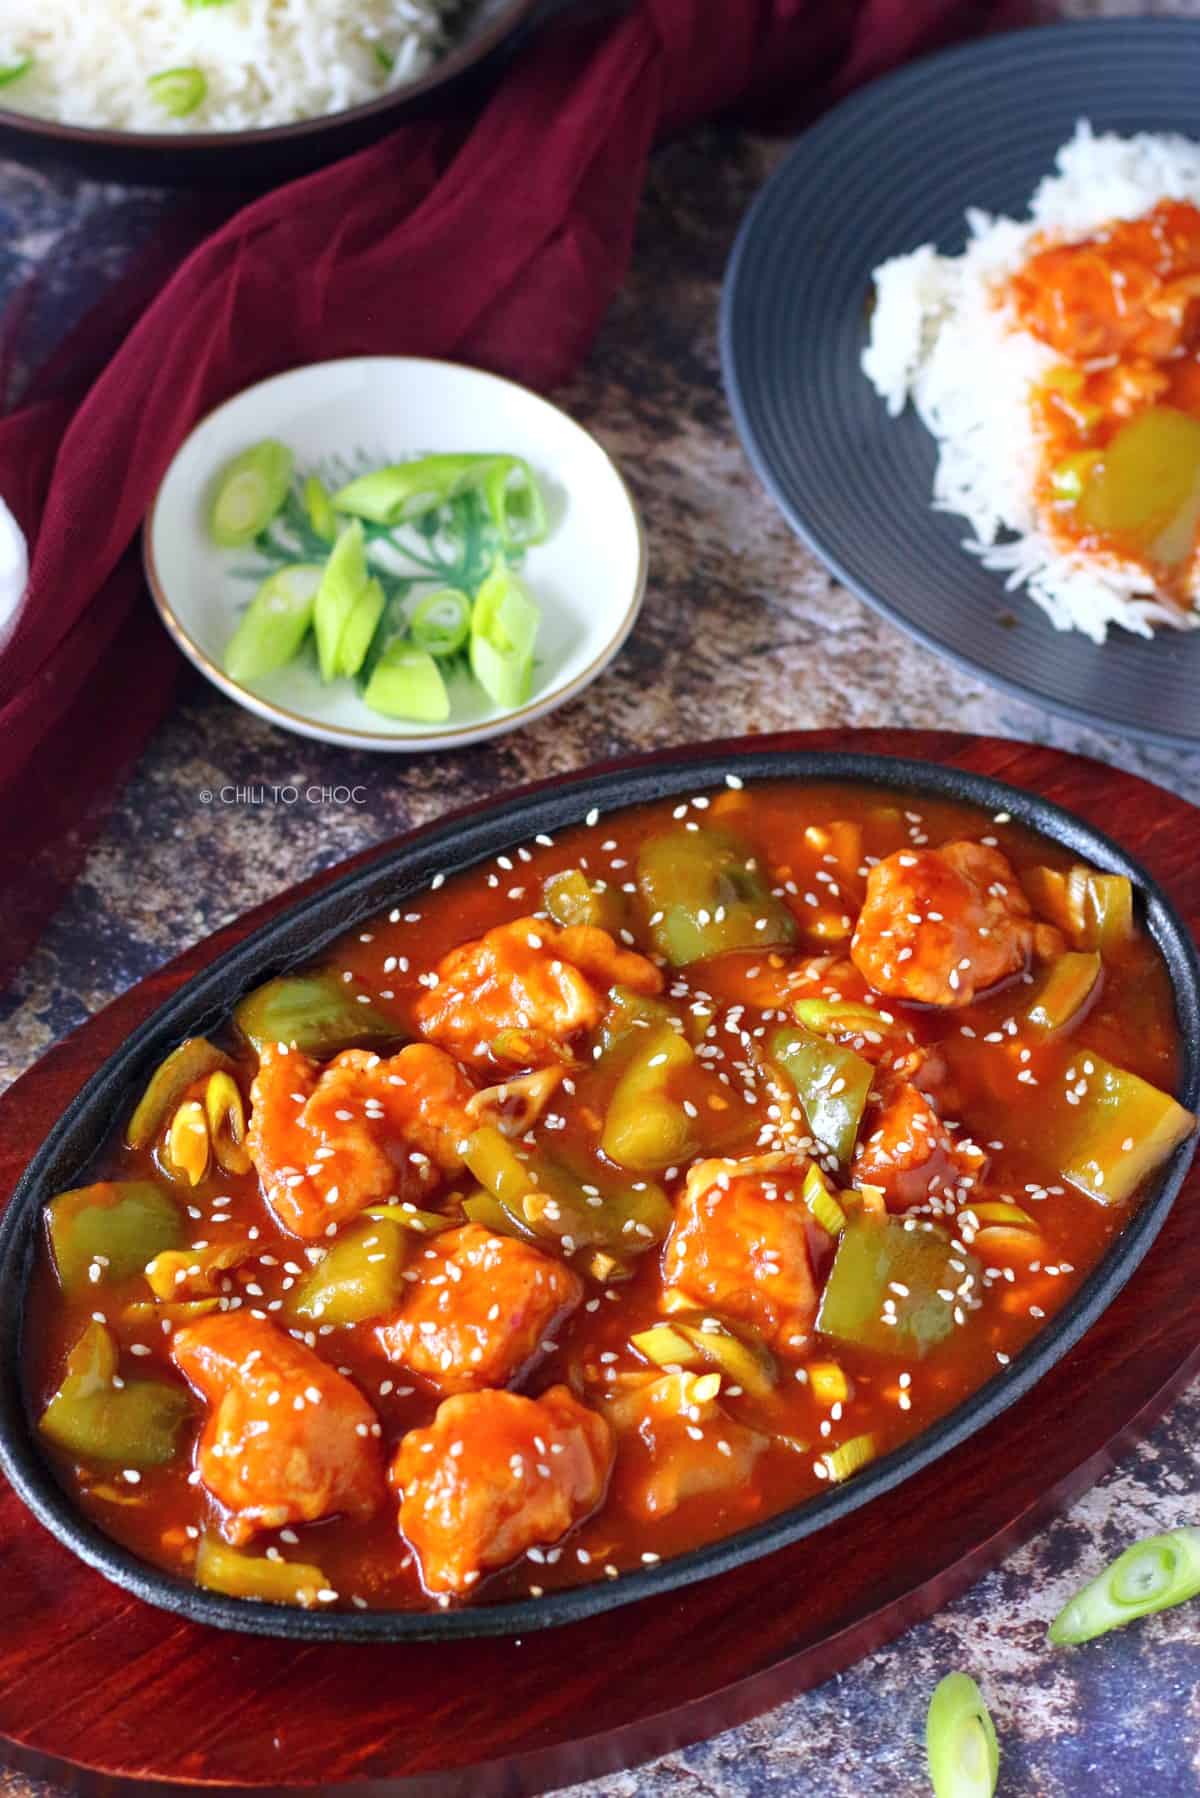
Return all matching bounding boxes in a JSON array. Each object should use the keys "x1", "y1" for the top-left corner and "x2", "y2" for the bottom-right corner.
[
  {"x1": 482, "y1": 457, "x2": 548, "y2": 549},
  {"x1": 314, "y1": 520, "x2": 369, "y2": 682},
  {"x1": 362, "y1": 641, "x2": 450, "y2": 722},
  {"x1": 224, "y1": 562, "x2": 323, "y2": 684},
  {"x1": 164, "y1": 1099, "x2": 210, "y2": 1186},
  {"x1": 631, "y1": 1324, "x2": 698, "y2": 1368},
  {"x1": 1048, "y1": 1528, "x2": 1200, "y2": 1645},
  {"x1": 818, "y1": 1432, "x2": 875, "y2": 1483},
  {"x1": 469, "y1": 558, "x2": 540, "y2": 708},
  {"x1": 926, "y1": 1672, "x2": 999, "y2": 1798},
  {"x1": 807, "y1": 1360, "x2": 849, "y2": 1406},
  {"x1": 410, "y1": 587, "x2": 472, "y2": 658},
  {"x1": 209, "y1": 439, "x2": 293, "y2": 548},
  {"x1": 332, "y1": 454, "x2": 487, "y2": 527},
  {"x1": 0, "y1": 56, "x2": 32, "y2": 87},
  {"x1": 303, "y1": 475, "x2": 338, "y2": 542},
  {"x1": 336, "y1": 576, "x2": 385, "y2": 679},
  {"x1": 373, "y1": 44, "x2": 395, "y2": 72},
  {"x1": 147, "y1": 65, "x2": 207, "y2": 117},
  {"x1": 802, "y1": 1163, "x2": 846, "y2": 1238}
]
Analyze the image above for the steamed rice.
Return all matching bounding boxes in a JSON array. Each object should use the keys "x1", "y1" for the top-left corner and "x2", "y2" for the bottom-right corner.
[
  {"x1": 0, "y1": 0, "x2": 459, "y2": 134},
  {"x1": 862, "y1": 124, "x2": 1200, "y2": 642}
]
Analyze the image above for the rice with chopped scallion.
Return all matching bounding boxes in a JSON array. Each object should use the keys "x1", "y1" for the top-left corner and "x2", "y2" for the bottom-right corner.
[
  {"x1": 0, "y1": 0, "x2": 460, "y2": 134},
  {"x1": 862, "y1": 124, "x2": 1200, "y2": 643}
]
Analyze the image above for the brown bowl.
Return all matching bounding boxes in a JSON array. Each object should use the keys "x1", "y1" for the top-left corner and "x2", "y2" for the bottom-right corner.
[{"x1": 0, "y1": 0, "x2": 576, "y2": 187}]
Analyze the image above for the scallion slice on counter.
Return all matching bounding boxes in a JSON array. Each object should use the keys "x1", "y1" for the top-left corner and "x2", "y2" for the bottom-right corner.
[
  {"x1": 1048, "y1": 1528, "x2": 1200, "y2": 1645},
  {"x1": 363, "y1": 642, "x2": 450, "y2": 722},
  {"x1": 147, "y1": 66, "x2": 208, "y2": 118},
  {"x1": 209, "y1": 439, "x2": 293, "y2": 547},
  {"x1": 0, "y1": 55, "x2": 32, "y2": 88},
  {"x1": 410, "y1": 587, "x2": 472, "y2": 658},
  {"x1": 926, "y1": 1673, "x2": 999, "y2": 1798},
  {"x1": 224, "y1": 562, "x2": 323, "y2": 683},
  {"x1": 470, "y1": 558, "x2": 540, "y2": 708}
]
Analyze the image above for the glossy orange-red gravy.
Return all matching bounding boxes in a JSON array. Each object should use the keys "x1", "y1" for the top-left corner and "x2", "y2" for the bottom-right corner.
[{"x1": 25, "y1": 783, "x2": 1188, "y2": 1613}]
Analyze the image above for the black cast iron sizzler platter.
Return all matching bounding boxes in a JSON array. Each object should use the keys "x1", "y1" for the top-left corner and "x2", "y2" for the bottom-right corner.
[{"x1": 1, "y1": 745, "x2": 1197, "y2": 1642}]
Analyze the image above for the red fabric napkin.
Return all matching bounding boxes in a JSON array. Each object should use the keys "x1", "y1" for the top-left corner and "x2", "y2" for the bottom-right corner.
[{"x1": 0, "y1": 0, "x2": 1023, "y2": 987}]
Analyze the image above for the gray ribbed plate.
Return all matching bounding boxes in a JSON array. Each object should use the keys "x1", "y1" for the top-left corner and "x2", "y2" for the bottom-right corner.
[{"x1": 721, "y1": 20, "x2": 1200, "y2": 747}]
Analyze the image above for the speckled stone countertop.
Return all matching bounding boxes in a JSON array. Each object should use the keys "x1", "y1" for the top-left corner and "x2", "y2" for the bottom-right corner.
[{"x1": 2, "y1": 4, "x2": 1199, "y2": 1795}]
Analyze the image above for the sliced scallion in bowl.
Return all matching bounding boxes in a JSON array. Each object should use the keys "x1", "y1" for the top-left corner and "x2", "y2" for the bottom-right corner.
[{"x1": 207, "y1": 440, "x2": 550, "y2": 725}]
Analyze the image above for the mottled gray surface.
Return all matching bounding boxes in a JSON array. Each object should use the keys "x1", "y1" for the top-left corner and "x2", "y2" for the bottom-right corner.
[{"x1": 2, "y1": 3, "x2": 1200, "y2": 1794}]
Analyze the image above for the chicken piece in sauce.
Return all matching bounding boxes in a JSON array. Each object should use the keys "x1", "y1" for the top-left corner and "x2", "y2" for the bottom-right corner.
[
  {"x1": 415, "y1": 916, "x2": 663, "y2": 1070},
  {"x1": 391, "y1": 1384, "x2": 612, "y2": 1595},
  {"x1": 851, "y1": 841, "x2": 1036, "y2": 1009},
  {"x1": 247, "y1": 1041, "x2": 474, "y2": 1239},
  {"x1": 1010, "y1": 201, "x2": 1200, "y2": 364},
  {"x1": 605, "y1": 1370, "x2": 768, "y2": 1523},
  {"x1": 853, "y1": 1081, "x2": 986, "y2": 1209},
  {"x1": 376, "y1": 1222, "x2": 583, "y2": 1394},
  {"x1": 172, "y1": 1313, "x2": 385, "y2": 1544},
  {"x1": 661, "y1": 1158, "x2": 823, "y2": 1355}
]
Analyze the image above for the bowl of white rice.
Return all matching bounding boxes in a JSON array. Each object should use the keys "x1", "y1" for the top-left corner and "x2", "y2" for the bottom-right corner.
[{"x1": 0, "y1": 0, "x2": 568, "y2": 184}]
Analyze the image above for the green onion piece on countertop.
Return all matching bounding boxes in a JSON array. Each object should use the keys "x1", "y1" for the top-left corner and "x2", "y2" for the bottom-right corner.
[
  {"x1": 224, "y1": 563, "x2": 324, "y2": 684},
  {"x1": 470, "y1": 558, "x2": 540, "y2": 708},
  {"x1": 148, "y1": 66, "x2": 207, "y2": 118},
  {"x1": 363, "y1": 642, "x2": 450, "y2": 722},
  {"x1": 313, "y1": 519, "x2": 369, "y2": 682},
  {"x1": 410, "y1": 587, "x2": 472, "y2": 658},
  {"x1": 1048, "y1": 1528, "x2": 1200, "y2": 1645},
  {"x1": 209, "y1": 439, "x2": 293, "y2": 548},
  {"x1": 0, "y1": 56, "x2": 32, "y2": 87},
  {"x1": 926, "y1": 1673, "x2": 999, "y2": 1798}
]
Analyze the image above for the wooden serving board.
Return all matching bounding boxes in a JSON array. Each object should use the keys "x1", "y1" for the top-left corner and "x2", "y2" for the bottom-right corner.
[{"x1": 3, "y1": 729, "x2": 1199, "y2": 1797}]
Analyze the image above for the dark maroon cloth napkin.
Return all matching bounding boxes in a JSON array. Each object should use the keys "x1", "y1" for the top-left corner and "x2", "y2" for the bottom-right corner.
[{"x1": 0, "y1": 0, "x2": 1023, "y2": 986}]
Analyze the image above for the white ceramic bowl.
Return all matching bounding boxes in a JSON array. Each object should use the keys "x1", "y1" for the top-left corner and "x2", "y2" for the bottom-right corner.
[{"x1": 144, "y1": 357, "x2": 647, "y2": 751}]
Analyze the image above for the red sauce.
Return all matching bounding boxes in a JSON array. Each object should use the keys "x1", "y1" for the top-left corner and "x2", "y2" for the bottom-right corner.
[{"x1": 23, "y1": 782, "x2": 1189, "y2": 1613}]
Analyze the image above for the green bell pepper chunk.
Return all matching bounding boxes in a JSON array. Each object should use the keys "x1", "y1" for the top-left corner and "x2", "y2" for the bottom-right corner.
[
  {"x1": 1025, "y1": 952, "x2": 1102, "y2": 1038},
  {"x1": 1023, "y1": 865, "x2": 1134, "y2": 955},
  {"x1": 816, "y1": 1215, "x2": 980, "y2": 1357},
  {"x1": 39, "y1": 1321, "x2": 191, "y2": 1465},
  {"x1": 195, "y1": 1534, "x2": 329, "y2": 1607},
  {"x1": 598, "y1": 986, "x2": 682, "y2": 1060},
  {"x1": 46, "y1": 1182, "x2": 183, "y2": 1296},
  {"x1": 1051, "y1": 1051, "x2": 1195, "y2": 1205},
  {"x1": 637, "y1": 826, "x2": 797, "y2": 966},
  {"x1": 544, "y1": 868, "x2": 628, "y2": 934},
  {"x1": 601, "y1": 1023, "x2": 697, "y2": 1171},
  {"x1": 793, "y1": 997, "x2": 900, "y2": 1041},
  {"x1": 234, "y1": 968, "x2": 400, "y2": 1056},
  {"x1": 769, "y1": 1025, "x2": 873, "y2": 1168},
  {"x1": 289, "y1": 1213, "x2": 410, "y2": 1325},
  {"x1": 464, "y1": 1126, "x2": 671, "y2": 1255},
  {"x1": 125, "y1": 1037, "x2": 231, "y2": 1149}
]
